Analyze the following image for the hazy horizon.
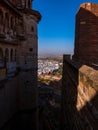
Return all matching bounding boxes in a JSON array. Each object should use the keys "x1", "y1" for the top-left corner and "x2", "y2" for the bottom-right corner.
[{"x1": 38, "y1": 50, "x2": 74, "y2": 58}]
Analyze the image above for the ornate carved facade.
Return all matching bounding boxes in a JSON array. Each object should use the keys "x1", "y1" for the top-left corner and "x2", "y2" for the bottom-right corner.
[
  {"x1": 0, "y1": 0, "x2": 41, "y2": 129},
  {"x1": 0, "y1": 0, "x2": 41, "y2": 71}
]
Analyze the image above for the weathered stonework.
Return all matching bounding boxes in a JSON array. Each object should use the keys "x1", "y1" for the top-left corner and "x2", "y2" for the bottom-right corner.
[
  {"x1": 62, "y1": 55, "x2": 98, "y2": 130},
  {"x1": 62, "y1": 2, "x2": 98, "y2": 130},
  {"x1": 0, "y1": 0, "x2": 41, "y2": 129},
  {"x1": 73, "y1": 2, "x2": 98, "y2": 66}
]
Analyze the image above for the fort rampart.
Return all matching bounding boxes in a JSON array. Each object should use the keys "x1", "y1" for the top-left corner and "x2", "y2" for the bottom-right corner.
[{"x1": 62, "y1": 55, "x2": 98, "y2": 130}]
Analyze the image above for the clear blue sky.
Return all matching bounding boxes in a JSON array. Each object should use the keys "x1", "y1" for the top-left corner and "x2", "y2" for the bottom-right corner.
[{"x1": 33, "y1": 0, "x2": 98, "y2": 56}]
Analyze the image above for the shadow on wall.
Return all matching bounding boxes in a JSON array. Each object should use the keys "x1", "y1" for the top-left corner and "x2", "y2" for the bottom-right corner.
[
  {"x1": 61, "y1": 5, "x2": 98, "y2": 130},
  {"x1": 61, "y1": 54, "x2": 98, "y2": 130},
  {"x1": 49, "y1": 79, "x2": 62, "y2": 90}
]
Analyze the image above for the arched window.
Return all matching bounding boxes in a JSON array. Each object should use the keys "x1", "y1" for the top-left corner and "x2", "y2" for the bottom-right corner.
[
  {"x1": 10, "y1": 16, "x2": 14, "y2": 29},
  {"x1": 5, "y1": 13, "x2": 9, "y2": 29},
  {"x1": 5, "y1": 48, "x2": 9, "y2": 62},
  {"x1": 28, "y1": 0, "x2": 31, "y2": 8},
  {"x1": 31, "y1": 26, "x2": 34, "y2": 32},
  {"x1": 10, "y1": 49, "x2": 13, "y2": 62},
  {"x1": 0, "y1": 48, "x2": 3, "y2": 62},
  {"x1": 0, "y1": 11, "x2": 3, "y2": 24},
  {"x1": 15, "y1": 49, "x2": 17, "y2": 61},
  {"x1": 29, "y1": 48, "x2": 33, "y2": 52},
  {"x1": 0, "y1": 11, "x2": 3, "y2": 33}
]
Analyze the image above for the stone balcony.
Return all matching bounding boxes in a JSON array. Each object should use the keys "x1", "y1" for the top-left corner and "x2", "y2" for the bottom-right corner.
[
  {"x1": 0, "y1": 31, "x2": 26, "y2": 44},
  {"x1": 0, "y1": 30, "x2": 17, "y2": 44}
]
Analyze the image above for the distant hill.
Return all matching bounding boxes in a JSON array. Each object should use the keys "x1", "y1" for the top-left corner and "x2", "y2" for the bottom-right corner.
[
  {"x1": 38, "y1": 52, "x2": 63, "y2": 58},
  {"x1": 38, "y1": 51, "x2": 73, "y2": 58}
]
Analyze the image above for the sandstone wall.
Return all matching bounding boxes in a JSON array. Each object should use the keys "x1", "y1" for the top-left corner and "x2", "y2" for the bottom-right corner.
[
  {"x1": 0, "y1": 1, "x2": 41, "y2": 129},
  {"x1": 0, "y1": 76, "x2": 18, "y2": 127},
  {"x1": 73, "y1": 2, "x2": 98, "y2": 65},
  {"x1": 18, "y1": 13, "x2": 38, "y2": 67},
  {"x1": 18, "y1": 71, "x2": 38, "y2": 110},
  {"x1": 0, "y1": 70, "x2": 38, "y2": 128},
  {"x1": 62, "y1": 55, "x2": 98, "y2": 130}
]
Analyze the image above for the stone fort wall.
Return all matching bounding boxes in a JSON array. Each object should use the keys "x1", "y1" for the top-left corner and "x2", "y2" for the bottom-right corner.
[
  {"x1": 73, "y1": 2, "x2": 98, "y2": 65},
  {"x1": 61, "y1": 55, "x2": 98, "y2": 130}
]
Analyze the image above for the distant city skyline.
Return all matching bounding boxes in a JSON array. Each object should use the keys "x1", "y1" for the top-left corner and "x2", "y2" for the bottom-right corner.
[{"x1": 33, "y1": 0, "x2": 98, "y2": 56}]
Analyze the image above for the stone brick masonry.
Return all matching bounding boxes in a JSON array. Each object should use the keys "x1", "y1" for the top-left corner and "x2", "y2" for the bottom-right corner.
[
  {"x1": 73, "y1": 3, "x2": 98, "y2": 66},
  {"x1": 62, "y1": 55, "x2": 98, "y2": 130},
  {"x1": 62, "y1": 2, "x2": 98, "y2": 130},
  {"x1": 0, "y1": 1, "x2": 41, "y2": 129}
]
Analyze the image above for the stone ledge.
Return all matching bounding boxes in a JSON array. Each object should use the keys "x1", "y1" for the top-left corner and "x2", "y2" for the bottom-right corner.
[{"x1": 79, "y1": 65, "x2": 98, "y2": 91}]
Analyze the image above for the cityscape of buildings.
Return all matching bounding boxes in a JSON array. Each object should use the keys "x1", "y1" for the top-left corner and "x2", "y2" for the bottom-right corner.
[{"x1": 38, "y1": 59, "x2": 62, "y2": 75}]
